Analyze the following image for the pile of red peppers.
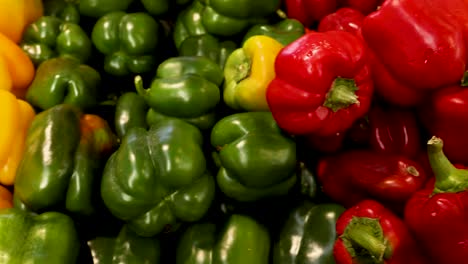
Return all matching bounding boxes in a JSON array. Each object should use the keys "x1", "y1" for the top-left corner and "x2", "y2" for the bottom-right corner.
[{"x1": 271, "y1": 0, "x2": 468, "y2": 262}]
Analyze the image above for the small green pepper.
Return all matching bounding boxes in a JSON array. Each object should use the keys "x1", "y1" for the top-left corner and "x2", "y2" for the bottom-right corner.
[
  {"x1": 243, "y1": 19, "x2": 305, "y2": 46},
  {"x1": 173, "y1": 1, "x2": 208, "y2": 49},
  {"x1": 79, "y1": 0, "x2": 133, "y2": 18},
  {"x1": 114, "y1": 92, "x2": 149, "y2": 139},
  {"x1": 43, "y1": 0, "x2": 80, "y2": 24}
]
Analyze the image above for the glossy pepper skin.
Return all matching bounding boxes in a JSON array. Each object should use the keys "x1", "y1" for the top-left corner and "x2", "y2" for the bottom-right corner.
[
  {"x1": 0, "y1": 0, "x2": 43, "y2": 43},
  {"x1": 79, "y1": 0, "x2": 133, "y2": 18},
  {"x1": 101, "y1": 118, "x2": 215, "y2": 237},
  {"x1": 317, "y1": 7, "x2": 365, "y2": 36},
  {"x1": 337, "y1": 0, "x2": 383, "y2": 15},
  {"x1": 176, "y1": 214, "x2": 270, "y2": 264},
  {"x1": 14, "y1": 104, "x2": 117, "y2": 216},
  {"x1": 20, "y1": 16, "x2": 92, "y2": 66},
  {"x1": 178, "y1": 34, "x2": 237, "y2": 70},
  {"x1": 87, "y1": 225, "x2": 161, "y2": 264},
  {"x1": 91, "y1": 11, "x2": 160, "y2": 76},
  {"x1": 285, "y1": 0, "x2": 338, "y2": 28},
  {"x1": 0, "y1": 90, "x2": 35, "y2": 186},
  {"x1": 0, "y1": 185, "x2": 13, "y2": 209},
  {"x1": 404, "y1": 137, "x2": 468, "y2": 264},
  {"x1": 201, "y1": 0, "x2": 280, "y2": 37},
  {"x1": 43, "y1": 0, "x2": 80, "y2": 24},
  {"x1": 334, "y1": 200, "x2": 428, "y2": 264},
  {"x1": 361, "y1": 0, "x2": 468, "y2": 106},
  {"x1": 25, "y1": 57, "x2": 100, "y2": 110},
  {"x1": 224, "y1": 35, "x2": 283, "y2": 111},
  {"x1": 211, "y1": 112, "x2": 297, "y2": 201},
  {"x1": 114, "y1": 92, "x2": 149, "y2": 139},
  {"x1": 0, "y1": 208, "x2": 79, "y2": 264},
  {"x1": 136, "y1": 56, "x2": 222, "y2": 130},
  {"x1": 317, "y1": 150, "x2": 428, "y2": 212},
  {"x1": 0, "y1": 33, "x2": 35, "y2": 99},
  {"x1": 243, "y1": 18, "x2": 305, "y2": 46},
  {"x1": 173, "y1": 1, "x2": 208, "y2": 49},
  {"x1": 273, "y1": 201, "x2": 345, "y2": 264},
  {"x1": 266, "y1": 30, "x2": 373, "y2": 136}
]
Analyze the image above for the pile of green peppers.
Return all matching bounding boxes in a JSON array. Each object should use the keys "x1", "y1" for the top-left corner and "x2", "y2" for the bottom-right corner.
[{"x1": 0, "y1": 0, "x2": 350, "y2": 263}]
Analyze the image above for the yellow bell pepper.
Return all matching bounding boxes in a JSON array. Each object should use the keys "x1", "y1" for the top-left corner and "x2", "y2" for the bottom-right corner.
[
  {"x1": 0, "y1": 90, "x2": 35, "y2": 185},
  {"x1": 0, "y1": 33, "x2": 35, "y2": 99},
  {"x1": 0, "y1": 0, "x2": 43, "y2": 43},
  {"x1": 223, "y1": 35, "x2": 284, "y2": 111}
]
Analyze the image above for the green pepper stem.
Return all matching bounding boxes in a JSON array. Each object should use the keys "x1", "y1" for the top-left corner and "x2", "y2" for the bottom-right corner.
[
  {"x1": 323, "y1": 77, "x2": 358, "y2": 112},
  {"x1": 427, "y1": 136, "x2": 468, "y2": 193},
  {"x1": 461, "y1": 71, "x2": 468, "y2": 86},
  {"x1": 345, "y1": 223, "x2": 389, "y2": 262},
  {"x1": 134, "y1": 75, "x2": 146, "y2": 96}
]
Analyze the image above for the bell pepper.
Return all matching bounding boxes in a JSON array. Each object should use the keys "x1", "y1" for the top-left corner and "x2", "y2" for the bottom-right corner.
[
  {"x1": 285, "y1": 0, "x2": 338, "y2": 28},
  {"x1": 334, "y1": 200, "x2": 429, "y2": 264},
  {"x1": 317, "y1": 7, "x2": 365, "y2": 36},
  {"x1": 0, "y1": 33, "x2": 35, "y2": 99},
  {"x1": 44, "y1": 0, "x2": 80, "y2": 24},
  {"x1": 368, "y1": 105, "x2": 421, "y2": 158},
  {"x1": 101, "y1": 118, "x2": 215, "y2": 237},
  {"x1": 14, "y1": 104, "x2": 117, "y2": 216},
  {"x1": 200, "y1": 0, "x2": 280, "y2": 37},
  {"x1": 25, "y1": 57, "x2": 100, "y2": 110},
  {"x1": 273, "y1": 201, "x2": 345, "y2": 264},
  {"x1": 0, "y1": 90, "x2": 35, "y2": 186},
  {"x1": 141, "y1": 0, "x2": 192, "y2": 16},
  {"x1": 91, "y1": 11, "x2": 160, "y2": 76},
  {"x1": 0, "y1": 0, "x2": 43, "y2": 43},
  {"x1": 224, "y1": 35, "x2": 283, "y2": 111},
  {"x1": 178, "y1": 34, "x2": 237, "y2": 70},
  {"x1": 114, "y1": 92, "x2": 149, "y2": 139},
  {"x1": 404, "y1": 137, "x2": 468, "y2": 264},
  {"x1": 0, "y1": 185, "x2": 13, "y2": 209},
  {"x1": 176, "y1": 214, "x2": 270, "y2": 264},
  {"x1": 135, "y1": 56, "x2": 222, "y2": 130},
  {"x1": 337, "y1": 0, "x2": 383, "y2": 15},
  {"x1": 0, "y1": 208, "x2": 79, "y2": 264},
  {"x1": 242, "y1": 18, "x2": 305, "y2": 46},
  {"x1": 266, "y1": 30, "x2": 373, "y2": 136},
  {"x1": 20, "y1": 16, "x2": 92, "y2": 66},
  {"x1": 87, "y1": 225, "x2": 161, "y2": 263},
  {"x1": 211, "y1": 112, "x2": 297, "y2": 201},
  {"x1": 79, "y1": 0, "x2": 133, "y2": 18},
  {"x1": 361, "y1": 0, "x2": 468, "y2": 106},
  {"x1": 419, "y1": 81, "x2": 468, "y2": 164},
  {"x1": 316, "y1": 149, "x2": 428, "y2": 213},
  {"x1": 173, "y1": 1, "x2": 208, "y2": 49}
]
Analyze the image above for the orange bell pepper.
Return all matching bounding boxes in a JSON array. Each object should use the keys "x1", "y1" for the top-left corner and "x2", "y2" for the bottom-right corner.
[
  {"x1": 0, "y1": 33, "x2": 35, "y2": 99},
  {"x1": 0, "y1": 0, "x2": 43, "y2": 43},
  {"x1": 0, "y1": 185, "x2": 13, "y2": 209},
  {"x1": 0, "y1": 90, "x2": 35, "y2": 186}
]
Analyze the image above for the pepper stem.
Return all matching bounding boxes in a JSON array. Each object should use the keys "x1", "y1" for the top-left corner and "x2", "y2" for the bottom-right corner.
[
  {"x1": 134, "y1": 75, "x2": 146, "y2": 96},
  {"x1": 427, "y1": 136, "x2": 468, "y2": 193},
  {"x1": 323, "y1": 77, "x2": 359, "y2": 112},
  {"x1": 461, "y1": 71, "x2": 468, "y2": 86}
]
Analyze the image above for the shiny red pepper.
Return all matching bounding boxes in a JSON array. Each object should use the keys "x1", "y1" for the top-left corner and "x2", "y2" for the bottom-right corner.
[
  {"x1": 316, "y1": 150, "x2": 428, "y2": 213},
  {"x1": 361, "y1": 0, "x2": 468, "y2": 107},
  {"x1": 317, "y1": 7, "x2": 365, "y2": 36},
  {"x1": 337, "y1": 0, "x2": 383, "y2": 15},
  {"x1": 266, "y1": 30, "x2": 373, "y2": 137},
  {"x1": 368, "y1": 105, "x2": 421, "y2": 158},
  {"x1": 334, "y1": 200, "x2": 429, "y2": 264},
  {"x1": 285, "y1": 0, "x2": 338, "y2": 28},
  {"x1": 404, "y1": 137, "x2": 468, "y2": 264}
]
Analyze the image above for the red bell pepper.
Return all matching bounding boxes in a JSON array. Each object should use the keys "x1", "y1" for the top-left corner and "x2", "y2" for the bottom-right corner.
[
  {"x1": 317, "y1": 7, "x2": 365, "y2": 36},
  {"x1": 404, "y1": 137, "x2": 468, "y2": 264},
  {"x1": 361, "y1": 0, "x2": 468, "y2": 107},
  {"x1": 337, "y1": 0, "x2": 383, "y2": 15},
  {"x1": 419, "y1": 81, "x2": 468, "y2": 164},
  {"x1": 266, "y1": 30, "x2": 373, "y2": 136},
  {"x1": 303, "y1": 132, "x2": 346, "y2": 154},
  {"x1": 334, "y1": 200, "x2": 429, "y2": 264},
  {"x1": 368, "y1": 105, "x2": 421, "y2": 158},
  {"x1": 285, "y1": 0, "x2": 338, "y2": 28},
  {"x1": 316, "y1": 149, "x2": 428, "y2": 213}
]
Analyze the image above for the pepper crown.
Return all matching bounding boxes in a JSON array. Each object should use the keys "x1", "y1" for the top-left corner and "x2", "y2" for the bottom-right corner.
[{"x1": 323, "y1": 77, "x2": 359, "y2": 112}]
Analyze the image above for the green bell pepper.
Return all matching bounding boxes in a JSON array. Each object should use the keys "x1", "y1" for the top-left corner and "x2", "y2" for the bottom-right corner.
[
  {"x1": 114, "y1": 92, "x2": 149, "y2": 139},
  {"x1": 141, "y1": 0, "x2": 192, "y2": 16},
  {"x1": 101, "y1": 118, "x2": 216, "y2": 237},
  {"x1": 211, "y1": 112, "x2": 297, "y2": 201},
  {"x1": 0, "y1": 208, "x2": 79, "y2": 264},
  {"x1": 243, "y1": 19, "x2": 305, "y2": 46},
  {"x1": 14, "y1": 104, "x2": 117, "y2": 216},
  {"x1": 20, "y1": 16, "x2": 91, "y2": 66},
  {"x1": 87, "y1": 225, "x2": 161, "y2": 263},
  {"x1": 173, "y1": 1, "x2": 208, "y2": 49},
  {"x1": 44, "y1": 0, "x2": 80, "y2": 24},
  {"x1": 176, "y1": 214, "x2": 270, "y2": 264},
  {"x1": 135, "y1": 56, "x2": 222, "y2": 130},
  {"x1": 273, "y1": 201, "x2": 346, "y2": 264},
  {"x1": 79, "y1": 0, "x2": 133, "y2": 18},
  {"x1": 178, "y1": 34, "x2": 237, "y2": 69},
  {"x1": 91, "y1": 11, "x2": 160, "y2": 76},
  {"x1": 25, "y1": 57, "x2": 100, "y2": 110}
]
